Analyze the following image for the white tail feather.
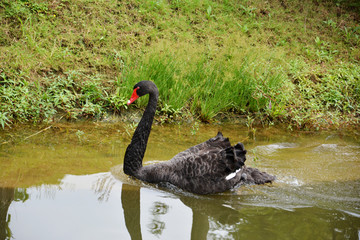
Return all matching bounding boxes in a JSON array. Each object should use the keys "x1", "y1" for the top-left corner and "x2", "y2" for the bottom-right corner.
[{"x1": 225, "y1": 168, "x2": 242, "y2": 180}]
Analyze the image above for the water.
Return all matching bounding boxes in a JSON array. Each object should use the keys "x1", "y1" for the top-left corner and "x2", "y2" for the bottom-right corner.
[{"x1": 1, "y1": 123, "x2": 359, "y2": 240}]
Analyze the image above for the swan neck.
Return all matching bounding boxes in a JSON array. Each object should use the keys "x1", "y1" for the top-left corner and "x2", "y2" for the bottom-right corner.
[{"x1": 123, "y1": 91, "x2": 158, "y2": 177}]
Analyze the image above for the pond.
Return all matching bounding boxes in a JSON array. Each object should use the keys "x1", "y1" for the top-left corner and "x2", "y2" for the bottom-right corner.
[{"x1": 1, "y1": 123, "x2": 359, "y2": 240}]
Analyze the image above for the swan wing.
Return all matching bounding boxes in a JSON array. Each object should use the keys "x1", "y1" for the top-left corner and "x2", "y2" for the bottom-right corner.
[
  {"x1": 167, "y1": 142, "x2": 247, "y2": 194},
  {"x1": 174, "y1": 142, "x2": 246, "y2": 178},
  {"x1": 170, "y1": 132, "x2": 231, "y2": 162}
]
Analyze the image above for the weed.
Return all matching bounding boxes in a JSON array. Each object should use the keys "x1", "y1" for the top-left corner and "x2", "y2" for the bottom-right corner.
[
  {"x1": 341, "y1": 26, "x2": 360, "y2": 46},
  {"x1": 239, "y1": 4, "x2": 257, "y2": 17},
  {"x1": 124, "y1": 122, "x2": 138, "y2": 137},
  {"x1": 206, "y1": 5, "x2": 215, "y2": 20},
  {"x1": 75, "y1": 130, "x2": 85, "y2": 143},
  {"x1": 236, "y1": 22, "x2": 250, "y2": 34},
  {"x1": 190, "y1": 121, "x2": 200, "y2": 135},
  {"x1": 0, "y1": 112, "x2": 10, "y2": 128},
  {"x1": 246, "y1": 116, "x2": 255, "y2": 131},
  {"x1": 249, "y1": 148, "x2": 259, "y2": 167},
  {"x1": 323, "y1": 19, "x2": 337, "y2": 29}
]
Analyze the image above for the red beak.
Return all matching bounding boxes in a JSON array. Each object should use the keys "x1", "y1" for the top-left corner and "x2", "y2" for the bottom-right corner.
[{"x1": 127, "y1": 87, "x2": 140, "y2": 105}]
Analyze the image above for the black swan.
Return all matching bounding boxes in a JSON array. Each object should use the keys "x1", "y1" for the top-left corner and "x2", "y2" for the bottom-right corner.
[{"x1": 124, "y1": 81, "x2": 275, "y2": 194}]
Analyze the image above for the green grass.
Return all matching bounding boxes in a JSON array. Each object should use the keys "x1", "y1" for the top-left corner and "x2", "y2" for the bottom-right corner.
[
  {"x1": 118, "y1": 53, "x2": 288, "y2": 122},
  {"x1": 0, "y1": 0, "x2": 359, "y2": 129}
]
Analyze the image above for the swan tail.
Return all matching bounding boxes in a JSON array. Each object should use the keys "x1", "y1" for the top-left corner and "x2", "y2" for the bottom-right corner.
[
  {"x1": 241, "y1": 167, "x2": 276, "y2": 184},
  {"x1": 224, "y1": 142, "x2": 247, "y2": 174}
]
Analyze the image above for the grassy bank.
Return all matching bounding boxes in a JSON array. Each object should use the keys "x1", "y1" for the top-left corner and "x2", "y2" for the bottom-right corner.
[{"x1": 0, "y1": 0, "x2": 359, "y2": 130}]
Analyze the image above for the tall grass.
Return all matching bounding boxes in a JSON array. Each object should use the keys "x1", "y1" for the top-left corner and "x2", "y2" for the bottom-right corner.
[{"x1": 118, "y1": 53, "x2": 287, "y2": 121}]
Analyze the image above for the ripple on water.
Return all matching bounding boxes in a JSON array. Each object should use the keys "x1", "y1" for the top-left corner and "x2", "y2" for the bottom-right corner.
[
  {"x1": 275, "y1": 175, "x2": 304, "y2": 186},
  {"x1": 313, "y1": 143, "x2": 339, "y2": 152},
  {"x1": 254, "y1": 142, "x2": 298, "y2": 155}
]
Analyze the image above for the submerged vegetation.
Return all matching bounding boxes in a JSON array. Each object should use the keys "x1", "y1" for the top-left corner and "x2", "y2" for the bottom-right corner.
[{"x1": 0, "y1": 0, "x2": 359, "y2": 130}]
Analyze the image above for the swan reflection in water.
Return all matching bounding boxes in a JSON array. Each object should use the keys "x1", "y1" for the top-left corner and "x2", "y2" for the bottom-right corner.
[
  {"x1": 92, "y1": 172, "x2": 219, "y2": 239},
  {"x1": 120, "y1": 182, "x2": 242, "y2": 239},
  {"x1": 121, "y1": 184, "x2": 142, "y2": 240}
]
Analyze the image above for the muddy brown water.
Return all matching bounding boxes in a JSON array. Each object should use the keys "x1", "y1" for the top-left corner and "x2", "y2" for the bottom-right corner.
[{"x1": 1, "y1": 123, "x2": 359, "y2": 239}]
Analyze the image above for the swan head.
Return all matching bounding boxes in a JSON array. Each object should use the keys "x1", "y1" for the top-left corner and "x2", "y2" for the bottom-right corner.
[{"x1": 127, "y1": 81, "x2": 158, "y2": 105}]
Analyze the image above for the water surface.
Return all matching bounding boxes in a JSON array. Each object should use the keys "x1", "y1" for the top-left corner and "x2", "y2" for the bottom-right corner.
[{"x1": 1, "y1": 123, "x2": 359, "y2": 239}]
